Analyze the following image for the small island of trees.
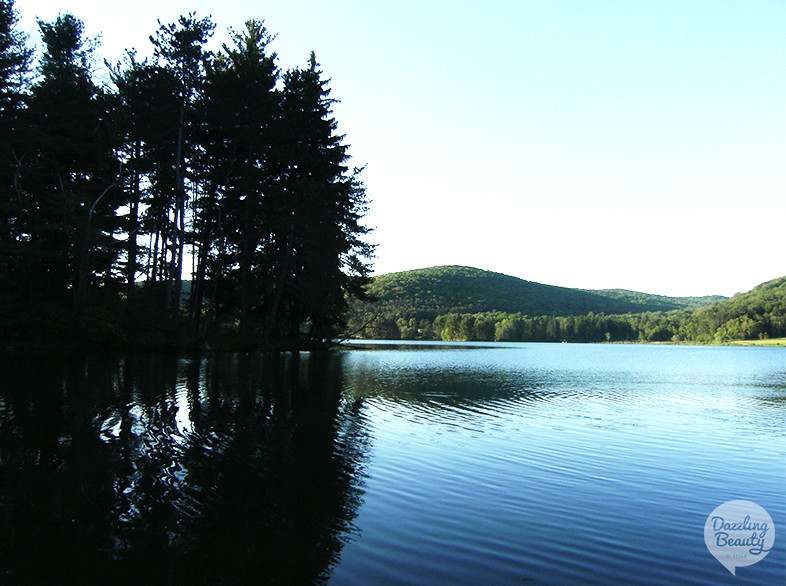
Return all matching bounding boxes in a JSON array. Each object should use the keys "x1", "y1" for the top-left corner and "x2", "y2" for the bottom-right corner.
[{"x1": 0, "y1": 1, "x2": 374, "y2": 350}]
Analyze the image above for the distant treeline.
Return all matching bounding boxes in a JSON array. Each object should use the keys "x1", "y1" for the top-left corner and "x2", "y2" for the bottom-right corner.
[
  {"x1": 0, "y1": 2, "x2": 373, "y2": 349},
  {"x1": 347, "y1": 276, "x2": 786, "y2": 344}
]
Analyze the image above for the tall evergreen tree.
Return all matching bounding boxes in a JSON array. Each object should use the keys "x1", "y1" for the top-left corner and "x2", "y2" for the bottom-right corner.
[
  {"x1": 149, "y1": 13, "x2": 214, "y2": 314},
  {"x1": 111, "y1": 54, "x2": 180, "y2": 298},
  {"x1": 16, "y1": 14, "x2": 121, "y2": 312},
  {"x1": 0, "y1": 0, "x2": 32, "y2": 304},
  {"x1": 264, "y1": 53, "x2": 374, "y2": 345},
  {"x1": 0, "y1": 6, "x2": 374, "y2": 348},
  {"x1": 197, "y1": 20, "x2": 279, "y2": 341},
  {"x1": 110, "y1": 54, "x2": 149, "y2": 297},
  {"x1": 0, "y1": 0, "x2": 28, "y2": 117}
]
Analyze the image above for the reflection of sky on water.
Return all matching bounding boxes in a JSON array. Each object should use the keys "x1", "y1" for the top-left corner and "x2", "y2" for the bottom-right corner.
[
  {"x1": 174, "y1": 383, "x2": 193, "y2": 438},
  {"x1": 99, "y1": 410, "x2": 122, "y2": 441},
  {"x1": 332, "y1": 343, "x2": 786, "y2": 585}
]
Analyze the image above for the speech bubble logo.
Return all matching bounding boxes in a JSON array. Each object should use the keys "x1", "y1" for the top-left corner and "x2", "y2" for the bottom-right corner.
[{"x1": 704, "y1": 500, "x2": 774, "y2": 576}]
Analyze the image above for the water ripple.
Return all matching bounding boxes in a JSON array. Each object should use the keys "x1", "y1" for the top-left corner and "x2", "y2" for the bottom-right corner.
[{"x1": 331, "y1": 344, "x2": 786, "y2": 585}]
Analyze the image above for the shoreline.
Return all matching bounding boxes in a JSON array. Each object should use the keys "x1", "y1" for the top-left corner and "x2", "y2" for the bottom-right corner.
[{"x1": 3, "y1": 337, "x2": 785, "y2": 354}]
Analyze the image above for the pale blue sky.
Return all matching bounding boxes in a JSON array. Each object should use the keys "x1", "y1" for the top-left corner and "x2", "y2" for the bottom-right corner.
[{"x1": 19, "y1": 1, "x2": 786, "y2": 296}]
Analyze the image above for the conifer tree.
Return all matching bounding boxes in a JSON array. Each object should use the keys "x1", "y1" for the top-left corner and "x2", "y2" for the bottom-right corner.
[
  {"x1": 264, "y1": 53, "x2": 373, "y2": 345},
  {"x1": 0, "y1": 6, "x2": 375, "y2": 348},
  {"x1": 111, "y1": 55, "x2": 180, "y2": 299},
  {"x1": 0, "y1": 0, "x2": 32, "y2": 304},
  {"x1": 149, "y1": 13, "x2": 214, "y2": 314},
  {"x1": 0, "y1": 0, "x2": 28, "y2": 117},
  {"x1": 17, "y1": 14, "x2": 121, "y2": 312},
  {"x1": 196, "y1": 20, "x2": 278, "y2": 341}
]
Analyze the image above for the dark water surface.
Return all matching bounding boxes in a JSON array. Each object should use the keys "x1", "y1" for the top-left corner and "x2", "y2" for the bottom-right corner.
[{"x1": 0, "y1": 343, "x2": 784, "y2": 584}]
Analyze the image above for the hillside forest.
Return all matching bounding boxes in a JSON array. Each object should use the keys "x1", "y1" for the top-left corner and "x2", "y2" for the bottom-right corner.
[
  {"x1": 0, "y1": 2, "x2": 374, "y2": 349},
  {"x1": 346, "y1": 267, "x2": 786, "y2": 345}
]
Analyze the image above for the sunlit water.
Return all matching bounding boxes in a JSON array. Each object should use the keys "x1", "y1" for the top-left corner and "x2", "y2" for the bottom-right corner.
[{"x1": 0, "y1": 343, "x2": 783, "y2": 584}]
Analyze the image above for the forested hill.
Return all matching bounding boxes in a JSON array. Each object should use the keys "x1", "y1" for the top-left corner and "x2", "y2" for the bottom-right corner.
[
  {"x1": 362, "y1": 266, "x2": 725, "y2": 320},
  {"x1": 580, "y1": 288, "x2": 727, "y2": 311},
  {"x1": 686, "y1": 275, "x2": 786, "y2": 341}
]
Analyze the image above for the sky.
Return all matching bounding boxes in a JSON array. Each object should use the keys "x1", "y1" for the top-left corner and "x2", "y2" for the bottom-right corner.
[{"x1": 18, "y1": 0, "x2": 786, "y2": 297}]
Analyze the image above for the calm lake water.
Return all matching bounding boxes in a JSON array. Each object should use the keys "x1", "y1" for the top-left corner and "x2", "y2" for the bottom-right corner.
[{"x1": 0, "y1": 343, "x2": 783, "y2": 584}]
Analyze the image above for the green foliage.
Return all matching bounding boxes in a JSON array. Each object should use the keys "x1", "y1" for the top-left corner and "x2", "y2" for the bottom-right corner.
[
  {"x1": 0, "y1": 0, "x2": 32, "y2": 295},
  {"x1": 347, "y1": 267, "x2": 786, "y2": 345},
  {"x1": 689, "y1": 276, "x2": 786, "y2": 342},
  {"x1": 0, "y1": 10, "x2": 373, "y2": 350},
  {"x1": 581, "y1": 288, "x2": 725, "y2": 311},
  {"x1": 0, "y1": 0, "x2": 30, "y2": 116},
  {"x1": 354, "y1": 265, "x2": 728, "y2": 323},
  {"x1": 76, "y1": 306, "x2": 125, "y2": 348},
  {"x1": 13, "y1": 13, "x2": 123, "y2": 312}
]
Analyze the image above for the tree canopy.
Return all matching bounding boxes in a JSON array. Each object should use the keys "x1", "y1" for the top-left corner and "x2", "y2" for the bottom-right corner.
[
  {"x1": 346, "y1": 267, "x2": 784, "y2": 345},
  {"x1": 0, "y1": 3, "x2": 374, "y2": 349}
]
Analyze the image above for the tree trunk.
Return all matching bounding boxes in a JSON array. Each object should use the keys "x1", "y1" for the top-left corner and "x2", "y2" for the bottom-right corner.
[
  {"x1": 166, "y1": 103, "x2": 186, "y2": 316},
  {"x1": 238, "y1": 196, "x2": 252, "y2": 338},
  {"x1": 126, "y1": 140, "x2": 141, "y2": 297},
  {"x1": 74, "y1": 216, "x2": 91, "y2": 313},
  {"x1": 262, "y1": 242, "x2": 293, "y2": 348}
]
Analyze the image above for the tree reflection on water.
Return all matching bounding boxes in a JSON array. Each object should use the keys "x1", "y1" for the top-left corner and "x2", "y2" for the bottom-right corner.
[{"x1": 0, "y1": 351, "x2": 368, "y2": 583}]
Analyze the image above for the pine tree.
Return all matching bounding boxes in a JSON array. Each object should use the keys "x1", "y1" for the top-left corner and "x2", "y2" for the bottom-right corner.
[
  {"x1": 111, "y1": 55, "x2": 180, "y2": 299},
  {"x1": 0, "y1": 0, "x2": 28, "y2": 117},
  {"x1": 0, "y1": 0, "x2": 32, "y2": 304},
  {"x1": 195, "y1": 20, "x2": 278, "y2": 342},
  {"x1": 264, "y1": 53, "x2": 374, "y2": 346},
  {"x1": 1, "y1": 7, "x2": 375, "y2": 348},
  {"x1": 149, "y1": 13, "x2": 214, "y2": 315},
  {"x1": 16, "y1": 14, "x2": 121, "y2": 312}
]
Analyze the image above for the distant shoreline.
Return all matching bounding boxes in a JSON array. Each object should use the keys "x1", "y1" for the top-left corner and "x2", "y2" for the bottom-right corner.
[
  {"x1": 3, "y1": 337, "x2": 785, "y2": 354},
  {"x1": 726, "y1": 338, "x2": 786, "y2": 347},
  {"x1": 337, "y1": 338, "x2": 786, "y2": 350}
]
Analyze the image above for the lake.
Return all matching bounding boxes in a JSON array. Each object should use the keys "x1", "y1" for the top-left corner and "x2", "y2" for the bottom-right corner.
[{"x1": 0, "y1": 343, "x2": 783, "y2": 584}]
